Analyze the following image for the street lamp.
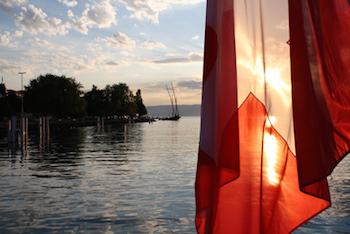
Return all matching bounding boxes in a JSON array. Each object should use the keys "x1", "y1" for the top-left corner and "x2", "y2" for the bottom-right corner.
[{"x1": 18, "y1": 72, "x2": 26, "y2": 116}]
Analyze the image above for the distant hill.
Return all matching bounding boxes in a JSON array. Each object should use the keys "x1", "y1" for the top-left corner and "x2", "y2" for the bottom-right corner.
[{"x1": 146, "y1": 104, "x2": 201, "y2": 117}]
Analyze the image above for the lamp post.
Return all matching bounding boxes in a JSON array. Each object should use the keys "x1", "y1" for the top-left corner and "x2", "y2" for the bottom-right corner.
[{"x1": 18, "y1": 72, "x2": 26, "y2": 116}]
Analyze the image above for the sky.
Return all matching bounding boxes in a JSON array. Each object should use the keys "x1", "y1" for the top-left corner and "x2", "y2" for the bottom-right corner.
[{"x1": 0, "y1": 0, "x2": 206, "y2": 106}]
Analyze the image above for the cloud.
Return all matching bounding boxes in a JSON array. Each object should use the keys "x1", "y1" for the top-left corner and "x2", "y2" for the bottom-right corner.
[
  {"x1": 98, "y1": 32, "x2": 166, "y2": 51},
  {"x1": 86, "y1": 0, "x2": 116, "y2": 28},
  {"x1": 31, "y1": 37, "x2": 68, "y2": 51},
  {"x1": 25, "y1": 50, "x2": 96, "y2": 73},
  {"x1": 177, "y1": 79, "x2": 202, "y2": 90},
  {"x1": 119, "y1": 0, "x2": 204, "y2": 24},
  {"x1": 15, "y1": 4, "x2": 70, "y2": 36},
  {"x1": 68, "y1": 0, "x2": 116, "y2": 34},
  {"x1": 106, "y1": 60, "x2": 120, "y2": 66},
  {"x1": 58, "y1": 0, "x2": 77, "y2": 8},
  {"x1": 98, "y1": 32, "x2": 136, "y2": 50},
  {"x1": 192, "y1": 35, "x2": 199, "y2": 40},
  {"x1": 0, "y1": 59, "x2": 19, "y2": 73},
  {"x1": 140, "y1": 41, "x2": 166, "y2": 50},
  {"x1": 152, "y1": 52, "x2": 203, "y2": 64},
  {"x1": 276, "y1": 20, "x2": 288, "y2": 31},
  {"x1": 0, "y1": 30, "x2": 23, "y2": 47},
  {"x1": 0, "y1": 0, "x2": 26, "y2": 9}
]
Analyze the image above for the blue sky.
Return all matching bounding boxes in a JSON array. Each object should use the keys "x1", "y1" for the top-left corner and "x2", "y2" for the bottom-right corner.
[{"x1": 0, "y1": 0, "x2": 206, "y2": 106}]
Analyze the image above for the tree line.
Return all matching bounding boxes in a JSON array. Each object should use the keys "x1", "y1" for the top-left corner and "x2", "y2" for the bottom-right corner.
[{"x1": 0, "y1": 74, "x2": 147, "y2": 119}]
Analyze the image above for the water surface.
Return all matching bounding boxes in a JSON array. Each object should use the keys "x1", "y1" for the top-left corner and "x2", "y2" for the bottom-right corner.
[{"x1": 0, "y1": 117, "x2": 349, "y2": 233}]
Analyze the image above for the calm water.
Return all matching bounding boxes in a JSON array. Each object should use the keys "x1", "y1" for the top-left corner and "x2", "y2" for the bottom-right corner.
[{"x1": 0, "y1": 117, "x2": 349, "y2": 233}]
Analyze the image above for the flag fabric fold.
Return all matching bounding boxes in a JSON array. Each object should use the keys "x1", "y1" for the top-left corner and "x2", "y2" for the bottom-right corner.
[{"x1": 195, "y1": 0, "x2": 350, "y2": 233}]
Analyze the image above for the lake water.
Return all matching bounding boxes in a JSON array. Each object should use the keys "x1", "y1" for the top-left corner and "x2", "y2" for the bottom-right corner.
[{"x1": 0, "y1": 117, "x2": 349, "y2": 233}]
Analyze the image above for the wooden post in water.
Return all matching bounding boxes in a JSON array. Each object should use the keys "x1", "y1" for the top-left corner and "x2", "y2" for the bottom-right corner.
[
  {"x1": 97, "y1": 117, "x2": 101, "y2": 132},
  {"x1": 46, "y1": 117, "x2": 50, "y2": 147},
  {"x1": 8, "y1": 116, "x2": 17, "y2": 144},
  {"x1": 20, "y1": 115, "x2": 28, "y2": 151},
  {"x1": 39, "y1": 117, "x2": 46, "y2": 151}
]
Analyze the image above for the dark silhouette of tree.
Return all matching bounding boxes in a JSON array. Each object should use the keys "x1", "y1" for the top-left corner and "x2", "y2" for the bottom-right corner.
[
  {"x1": 136, "y1": 89, "x2": 147, "y2": 116},
  {"x1": 84, "y1": 85, "x2": 106, "y2": 116},
  {"x1": 84, "y1": 83, "x2": 146, "y2": 117},
  {"x1": 0, "y1": 98, "x2": 13, "y2": 119},
  {"x1": 24, "y1": 74, "x2": 87, "y2": 117}
]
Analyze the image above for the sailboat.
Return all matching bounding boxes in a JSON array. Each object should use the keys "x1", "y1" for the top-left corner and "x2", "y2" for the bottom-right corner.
[{"x1": 161, "y1": 82, "x2": 180, "y2": 121}]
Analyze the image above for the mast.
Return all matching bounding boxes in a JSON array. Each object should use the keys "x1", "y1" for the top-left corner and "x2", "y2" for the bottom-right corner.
[
  {"x1": 166, "y1": 85, "x2": 175, "y2": 117},
  {"x1": 171, "y1": 82, "x2": 179, "y2": 117}
]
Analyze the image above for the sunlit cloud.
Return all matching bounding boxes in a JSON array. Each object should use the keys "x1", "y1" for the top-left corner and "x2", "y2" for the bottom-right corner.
[
  {"x1": 98, "y1": 32, "x2": 136, "y2": 50},
  {"x1": 119, "y1": 0, "x2": 204, "y2": 24},
  {"x1": 68, "y1": 0, "x2": 116, "y2": 34},
  {"x1": 140, "y1": 41, "x2": 166, "y2": 50},
  {"x1": 15, "y1": 4, "x2": 70, "y2": 36},
  {"x1": 85, "y1": 0, "x2": 116, "y2": 28},
  {"x1": 22, "y1": 50, "x2": 96, "y2": 74},
  {"x1": 31, "y1": 37, "x2": 68, "y2": 51}
]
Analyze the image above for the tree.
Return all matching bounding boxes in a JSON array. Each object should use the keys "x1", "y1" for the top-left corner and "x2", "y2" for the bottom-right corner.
[
  {"x1": 136, "y1": 89, "x2": 147, "y2": 116},
  {"x1": 0, "y1": 98, "x2": 12, "y2": 119},
  {"x1": 84, "y1": 83, "x2": 146, "y2": 117},
  {"x1": 84, "y1": 85, "x2": 106, "y2": 116},
  {"x1": 106, "y1": 83, "x2": 137, "y2": 116},
  {"x1": 24, "y1": 74, "x2": 87, "y2": 117}
]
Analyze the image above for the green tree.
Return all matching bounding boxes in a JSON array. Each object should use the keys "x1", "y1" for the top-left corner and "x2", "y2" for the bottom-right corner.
[{"x1": 24, "y1": 74, "x2": 87, "y2": 117}]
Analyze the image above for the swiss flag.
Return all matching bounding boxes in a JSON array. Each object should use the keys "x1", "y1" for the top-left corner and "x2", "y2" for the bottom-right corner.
[{"x1": 195, "y1": 0, "x2": 350, "y2": 233}]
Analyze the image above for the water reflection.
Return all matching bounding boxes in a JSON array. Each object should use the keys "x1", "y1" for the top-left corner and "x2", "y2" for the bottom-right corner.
[
  {"x1": 0, "y1": 117, "x2": 348, "y2": 233},
  {"x1": 0, "y1": 118, "x2": 200, "y2": 233}
]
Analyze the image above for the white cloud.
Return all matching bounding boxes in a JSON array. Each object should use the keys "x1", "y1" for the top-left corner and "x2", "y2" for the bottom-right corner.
[
  {"x1": 0, "y1": 0, "x2": 26, "y2": 8},
  {"x1": 86, "y1": 0, "x2": 116, "y2": 28},
  {"x1": 0, "y1": 32, "x2": 11, "y2": 46},
  {"x1": 120, "y1": 51, "x2": 132, "y2": 56},
  {"x1": 0, "y1": 30, "x2": 23, "y2": 47},
  {"x1": 13, "y1": 30, "x2": 23, "y2": 38},
  {"x1": 120, "y1": 0, "x2": 204, "y2": 24},
  {"x1": 98, "y1": 32, "x2": 136, "y2": 50},
  {"x1": 68, "y1": 0, "x2": 117, "y2": 34},
  {"x1": 15, "y1": 4, "x2": 70, "y2": 36},
  {"x1": 24, "y1": 50, "x2": 96, "y2": 73},
  {"x1": 67, "y1": 9, "x2": 89, "y2": 34},
  {"x1": 58, "y1": 0, "x2": 78, "y2": 8},
  {"x1": 192, "y1": 35, "x2": 199, "y2": 40},
  {"x1": 140, "y1": 41, "x2": 166, "y2": 50},
  {"x1": 31, "y1": 37, "x2": 68, "y2": 51},
  {"x1": 0, "y1": 59, "x2": 19, "y2": 73}
]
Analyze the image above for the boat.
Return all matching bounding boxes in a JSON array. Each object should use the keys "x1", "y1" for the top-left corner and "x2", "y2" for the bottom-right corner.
[{"x1": 160, "y1": 82, "x2": 180, "y2": 121}]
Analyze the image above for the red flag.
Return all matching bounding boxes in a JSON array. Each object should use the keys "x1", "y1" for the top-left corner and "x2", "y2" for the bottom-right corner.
[{"x1": 195, "y1": 0, "x2": 350, "y2": 233}]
